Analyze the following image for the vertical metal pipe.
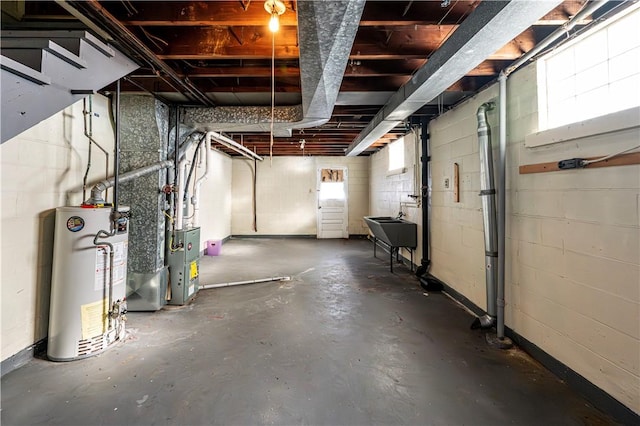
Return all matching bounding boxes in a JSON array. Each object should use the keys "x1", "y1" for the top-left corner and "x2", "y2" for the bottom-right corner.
[
  {"x1": 416, "y1": 117, "x2": 430, "y2": 276},
  {"x1": 474, "y1": 102, "x2": 497, "y2": 329},
  {"x1": 497, "y1": 73, "x2": 507, "y2": 339},
  {"x1": 112, "y1": 80, "x2": 121, "y2": 225}
]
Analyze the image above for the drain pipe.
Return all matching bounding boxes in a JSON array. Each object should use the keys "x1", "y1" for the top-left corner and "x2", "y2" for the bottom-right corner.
[
  {"x1": 493, "y1": 0, "x2": 610, "y2": 339},
  {"x1": 415, "y1": 116, "x2": 432, "y2": 277},
  {"x1": 473, "y1": 102, "x2": 497, "y2": 330}
]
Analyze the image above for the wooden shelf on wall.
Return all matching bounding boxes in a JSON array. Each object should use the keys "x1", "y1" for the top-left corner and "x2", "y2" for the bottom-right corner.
[{"x1": 519, "y1": 152, "x2": 640, "y2": 174}]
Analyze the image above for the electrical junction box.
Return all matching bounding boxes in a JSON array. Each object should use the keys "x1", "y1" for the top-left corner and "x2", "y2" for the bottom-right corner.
[{"x1": 166, "y1": 227, "x2": 200, "y2": 305}]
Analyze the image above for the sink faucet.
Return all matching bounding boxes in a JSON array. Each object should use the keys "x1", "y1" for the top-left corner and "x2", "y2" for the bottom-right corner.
[{"x1": 396, "y1": 211, "x2": 405, "y2": 219}]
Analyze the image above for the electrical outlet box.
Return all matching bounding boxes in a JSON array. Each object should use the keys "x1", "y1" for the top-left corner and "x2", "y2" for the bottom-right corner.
[{"x1": 444, "y1": 178, "x2": 450, "y2": 188}]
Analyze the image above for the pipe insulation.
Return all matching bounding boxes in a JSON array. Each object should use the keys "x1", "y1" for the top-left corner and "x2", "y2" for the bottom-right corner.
[
  {"x1": 200, "y1": 276, "x2": 291, "y2": 290},
  {"x1": 473, "y1": 102, "x2": 498, "y2": 330}
]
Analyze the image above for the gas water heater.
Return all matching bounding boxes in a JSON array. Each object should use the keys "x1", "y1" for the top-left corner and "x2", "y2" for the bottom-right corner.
[{"x1": 48, "y1": 206, "x2": 129, "y2": 361}]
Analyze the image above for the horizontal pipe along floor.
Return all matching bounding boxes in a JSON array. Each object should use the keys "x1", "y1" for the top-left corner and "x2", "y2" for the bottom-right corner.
[{"x1": 1, "y1": 238, "x2": 615, "y2": 425}]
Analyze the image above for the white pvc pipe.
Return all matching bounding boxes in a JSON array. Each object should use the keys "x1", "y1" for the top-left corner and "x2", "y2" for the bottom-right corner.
[
  {"x1": 208, "y1": 131, "x2": 263, "y2": 161},
  {"x1": 192, "y1": 133, "x2": 213, "y2": 227},
  {"x1": 176, "y1": 158, "x2": 188, "y2": 230},
  {"x1": 200, "y1": 276, "x2": 291, "y2": 290}
]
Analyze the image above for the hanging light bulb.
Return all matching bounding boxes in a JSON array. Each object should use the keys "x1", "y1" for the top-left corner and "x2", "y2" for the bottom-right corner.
[
  {"x1": 269, "y1": 13, "x2": 279, "y2": 32},
  {"x1": 264, "y1": 0, "x2": 285, "y2": 33}
]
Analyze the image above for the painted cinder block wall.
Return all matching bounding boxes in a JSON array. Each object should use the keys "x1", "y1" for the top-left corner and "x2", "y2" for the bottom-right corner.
[
  {"x1": 231, "y1": 156, "x2": 369, "y2": 236},
  {"x1": 1, "y1": 96, "x2": 116, "y2": 361},
  {"x1": 369, "y1": 130, "x2": 423, "y2": 266},
  {"x1": 428, "y1": 63, "x2": 640, "y2": 414},
  {"x1": 197, "y1": 148, "x2": 232, "y2": 248}
]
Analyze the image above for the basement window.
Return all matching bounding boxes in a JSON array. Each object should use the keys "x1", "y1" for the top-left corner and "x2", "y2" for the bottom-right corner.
[
  {"x1": 319, "y1": 169, "x2": 345, "y2": 200},
  {"x1": 529, "y1": 4, "x2": 640, "y2": 147},
  {"x1": 387, "y1": 137, "x2": 406, "y2": 175}
]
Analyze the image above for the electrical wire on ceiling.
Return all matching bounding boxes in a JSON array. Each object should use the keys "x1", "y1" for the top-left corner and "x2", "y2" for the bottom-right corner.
[
  {"x1": 139, "y1": 27, "x2": 168, "y2": 51},
  {"x1": 429, "y1": 0, "x2": 468, "y2": 61}
]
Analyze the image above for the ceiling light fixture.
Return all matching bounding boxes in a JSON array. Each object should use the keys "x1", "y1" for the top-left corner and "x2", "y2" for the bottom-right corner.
[
  {"x1": 264, "y1": 0, "x2": 286, "y2": 33},
  {"x1": 264, "y1": 0, "x2": 285, "y2": 163}
]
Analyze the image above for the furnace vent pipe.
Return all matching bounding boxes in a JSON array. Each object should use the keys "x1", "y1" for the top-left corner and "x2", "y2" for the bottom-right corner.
[
  {"x1": 473, "y1": 102, "x2": 498, "y2": 330},
  {"x1": 87, "y1": 160, "x2": 174, "y2": 205},
  {"x1": 86, "y1": 133, "x2": 197, "y2": 206}
]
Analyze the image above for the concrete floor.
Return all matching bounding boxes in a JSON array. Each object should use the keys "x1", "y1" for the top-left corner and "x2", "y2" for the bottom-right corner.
[{"x1": 1, "y1": 238, "x2": 615, "y2": 425}]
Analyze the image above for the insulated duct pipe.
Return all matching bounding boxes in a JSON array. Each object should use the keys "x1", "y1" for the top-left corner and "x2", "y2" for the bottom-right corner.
[
  {"x1": 493, "y1": 0, "x2": 610, "y2": 339},
  {"x1": 473, "y1": 102, "x2": 498, "y2": 330}
]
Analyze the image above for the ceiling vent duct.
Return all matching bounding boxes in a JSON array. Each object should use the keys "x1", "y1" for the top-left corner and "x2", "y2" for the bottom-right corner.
[
  {"x1": 345, "y1": 0, "x2": 563, "y2": 156},
  {"x1": 183, "y1": 0, "x2": 366, "y2": 136}
]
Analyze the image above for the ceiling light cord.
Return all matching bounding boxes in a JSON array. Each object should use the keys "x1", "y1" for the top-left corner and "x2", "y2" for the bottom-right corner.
[{"x1": 270, "y1": 28, "x2": 275, "y2": 165}]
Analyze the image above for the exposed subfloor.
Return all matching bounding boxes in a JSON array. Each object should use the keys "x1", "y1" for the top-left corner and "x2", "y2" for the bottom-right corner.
[{"x1": 1, "y1": 238, "x2": 616, "y2": 425}]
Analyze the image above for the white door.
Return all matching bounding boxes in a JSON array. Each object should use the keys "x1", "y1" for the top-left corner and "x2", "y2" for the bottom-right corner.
[{"x1": 317, "y1": 167, "x2": 348, "y2": 239}]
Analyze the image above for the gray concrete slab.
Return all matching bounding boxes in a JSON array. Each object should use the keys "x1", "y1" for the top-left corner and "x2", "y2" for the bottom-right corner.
[{"x1": 1, "y1": 238, "x2": 615, "y2": 425}]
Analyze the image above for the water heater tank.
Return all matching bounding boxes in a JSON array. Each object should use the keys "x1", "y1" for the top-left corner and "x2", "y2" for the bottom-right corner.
[{"x1": 48, "y1": 206, "x2": 129, "y2": 361}]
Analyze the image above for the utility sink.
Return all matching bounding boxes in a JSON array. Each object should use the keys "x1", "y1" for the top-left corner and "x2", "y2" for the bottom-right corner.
[{"x1": 364, "y1": 216, "x2": 417, "y2": 248}]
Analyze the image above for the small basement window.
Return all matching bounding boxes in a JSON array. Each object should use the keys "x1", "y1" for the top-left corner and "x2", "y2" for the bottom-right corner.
[
  {"x1": 535, "y1": 4, "x2": 640, "y2": 138},
  {"x1": 387, "y1": 137, "x2": 405, "y2": 175}
]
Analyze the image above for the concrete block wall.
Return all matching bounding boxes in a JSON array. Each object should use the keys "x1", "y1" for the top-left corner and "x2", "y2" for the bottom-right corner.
[
  {"x1": 231, "y1": 156, "x2": 369, "y2": 236},
  {"x1": 195, "y1": 148, "x2": 232, "y2": 249},
  {"x1": 369, "y1": 130, "x2": 423, "y2": 264},
  {"x1": 428, "y1": 63, "x2": 640, "y2": 414},
  {"x1": 1, "y1": 96, "x2": 115, "y2": 361}
]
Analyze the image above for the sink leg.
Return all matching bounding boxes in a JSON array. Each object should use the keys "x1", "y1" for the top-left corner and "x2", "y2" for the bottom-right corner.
[
  {"x1": 390, "y1": 247, "x2": 394, "y2": 273},
  {"x1": 373, "y1": 237, "x2": 377, "y2": 258}
]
